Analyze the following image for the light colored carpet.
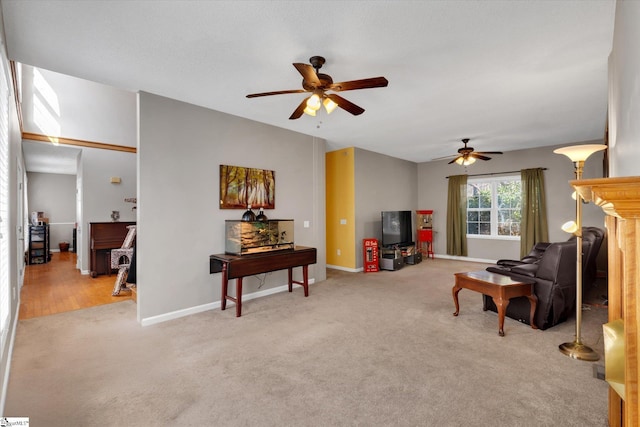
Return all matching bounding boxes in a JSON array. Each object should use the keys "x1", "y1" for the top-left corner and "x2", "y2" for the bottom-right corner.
[{"x1": 5, "y1": 258, "x2": 608, "y2": 426}]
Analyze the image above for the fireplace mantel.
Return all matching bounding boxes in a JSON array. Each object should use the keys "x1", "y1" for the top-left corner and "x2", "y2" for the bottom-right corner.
[{"x1": 571, "y1": 176, "x2": 640, "y2": 427}]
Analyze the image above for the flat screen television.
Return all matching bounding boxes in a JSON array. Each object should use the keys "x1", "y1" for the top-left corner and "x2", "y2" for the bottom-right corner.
[{"x1": 381, "y1": 210, "x2": 414, "y2": 247}]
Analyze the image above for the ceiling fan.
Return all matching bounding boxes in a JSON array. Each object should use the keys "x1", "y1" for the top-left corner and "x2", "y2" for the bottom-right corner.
[
  {"x1": 438, "y1": 138, "x2": 503, "y2": 166},
  {"x1": 246, "y1": 56, "x2": 388, "y2": 120}
]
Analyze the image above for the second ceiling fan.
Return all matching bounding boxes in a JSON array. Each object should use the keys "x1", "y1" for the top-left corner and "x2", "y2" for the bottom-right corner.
[
  {"x1": 444, "y1": 138, "x2": 503, "y2": 165},
  {"x1": 246, "y1": 56, "x2": 388, "y2": 119}
]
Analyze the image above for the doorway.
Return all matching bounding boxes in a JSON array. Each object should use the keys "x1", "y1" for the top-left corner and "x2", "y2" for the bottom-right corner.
[{"x1": 19, "y1": 250, "x2": 132, "y2": 319}]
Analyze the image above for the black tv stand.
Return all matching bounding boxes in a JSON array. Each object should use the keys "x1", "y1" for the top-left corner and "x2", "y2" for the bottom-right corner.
[
  {"x1": 380, "y1": 247, "x2": 403, "y2": 271},
  {"x1": 401, "y1": 243, "x2": 422, "y2": 265},
  {"x1": 379, "y1": 243, "x2": 421, "y2": 270}
]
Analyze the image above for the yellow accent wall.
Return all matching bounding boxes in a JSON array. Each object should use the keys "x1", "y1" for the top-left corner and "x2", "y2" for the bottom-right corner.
[{"x1": 326, "y1": 148, "x2": 356, "y2": 269}]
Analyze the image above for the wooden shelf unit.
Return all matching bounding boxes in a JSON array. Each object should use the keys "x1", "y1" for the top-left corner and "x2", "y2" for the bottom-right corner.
[{"x1": 28, "y1": 224, "x2": 50, "y2": 265}]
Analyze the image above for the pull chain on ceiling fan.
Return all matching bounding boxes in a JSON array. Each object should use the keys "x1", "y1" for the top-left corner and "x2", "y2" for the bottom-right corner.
[{"x1": 246, "y1": 56, "x2": 388, "y2": 119}]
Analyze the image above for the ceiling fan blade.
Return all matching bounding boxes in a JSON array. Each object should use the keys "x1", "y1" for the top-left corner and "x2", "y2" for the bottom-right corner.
[
  {"x1": 293, "y1": 63, "x2": 321, "y2": 87},
  {"x1": 326, "y1": 94, "x2": 365, "y2": 116},
  {"x1": 329, "y1": 77, "x2": 389, "y2": 92},
  {"x1": 289, "y1": 97, "x2": 309, "y2": 120},
  {"x1": 471, "y1": 153, "x2": 492, "y2": 161},
  {"x1": 432, "y1": 154, "x2": 458, "y2": 161},
  {"x1": 475, "y1": 151, "x2": 503, "y2": 155},
  {"x1": 246, "y1": 89, "x2": 307, "y2": 98}
]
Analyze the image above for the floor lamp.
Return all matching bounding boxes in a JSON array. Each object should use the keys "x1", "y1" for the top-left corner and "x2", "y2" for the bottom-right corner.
[{"x1": 554, "y1": 144, "x2": 607, "y2": 361}]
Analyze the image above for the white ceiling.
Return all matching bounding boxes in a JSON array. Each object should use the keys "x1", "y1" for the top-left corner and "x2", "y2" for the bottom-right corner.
[
  {"x1": 2, "y1": 0, "x2": 616, "y2": 164},
  {"x1": 22, "y1": 140, "x2": 80, "y2": 175}
]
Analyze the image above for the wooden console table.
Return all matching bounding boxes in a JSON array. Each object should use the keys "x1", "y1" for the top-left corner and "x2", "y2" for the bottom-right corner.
[
  {"x1": 209, "y1": 246, "x2": 317, "y2": 317},
  {"x1": 452, "y1": 270, "x2": 538, "y2": 337}
]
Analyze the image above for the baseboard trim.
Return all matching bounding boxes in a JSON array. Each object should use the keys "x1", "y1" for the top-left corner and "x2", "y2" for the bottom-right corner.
[
  {"x1": 49, "y1": 249, "x2": 75, "y2": 253},
  {"x1": 326, "y1": 264, "x2": 360, "y2": 273},
  {"x1": 433, "y1": 254, "x2": 497, "y2": 264},
  {"x1": 141, "y1": 301, "x2": 221, "y2": 327},
  {"x1": 1, "y1": 295, "x2": 21, "y2": 415},
  {"x1": 328, "y1": 257, "x2": 494, "y2": 274},
  {"x1": 140, "y1": 278, "x2": 316, "y2": 326}
]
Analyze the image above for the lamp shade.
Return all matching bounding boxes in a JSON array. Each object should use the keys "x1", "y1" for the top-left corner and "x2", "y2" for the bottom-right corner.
[
  {"x1": 561, "y1": 220, "x2": 579, "y2": 234},
  {"x1": 553, "y1": 144, "x2": 607, "y2": 162},
  {"x1": 306, "y1": 94, "x2": 321, "y2": 111},
  {"x1": 323, "y1": 97, "x2": 338, "y2": 114},
  {"x1": 455, "y1": 156, "x2": 476, "y2": 166}
]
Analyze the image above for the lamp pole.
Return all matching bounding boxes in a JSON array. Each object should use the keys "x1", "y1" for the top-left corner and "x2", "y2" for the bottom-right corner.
[{"x1": 554, "y1": 144, "x2": 607, "y2": 361}]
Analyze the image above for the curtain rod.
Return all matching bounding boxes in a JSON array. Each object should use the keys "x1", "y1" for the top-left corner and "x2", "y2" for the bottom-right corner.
[{"x1": 446, "y1": 168, "x2": 547, "y2": 179}]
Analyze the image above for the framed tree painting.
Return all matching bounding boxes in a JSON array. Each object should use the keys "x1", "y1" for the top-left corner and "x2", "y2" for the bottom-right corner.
[{"x1": 219, "y1": 164, "x2": 275, "y2": 209}]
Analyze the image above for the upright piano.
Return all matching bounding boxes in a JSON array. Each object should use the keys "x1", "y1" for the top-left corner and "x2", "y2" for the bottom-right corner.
[{"x1": 89, "y1": 221, "x2": 136, "y2": 277}]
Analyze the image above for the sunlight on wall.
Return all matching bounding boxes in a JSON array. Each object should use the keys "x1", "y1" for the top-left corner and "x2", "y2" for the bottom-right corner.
[{"x1": 32, "y1": 68, "x2": 61, "y2": 144}]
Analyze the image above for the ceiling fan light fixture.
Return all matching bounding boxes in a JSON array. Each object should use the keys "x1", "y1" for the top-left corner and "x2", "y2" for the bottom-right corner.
[
  {"x1": 303, "y1": 106, "x2": 317, "y2": 116},
  {"x1": 246, "y1": 56, "x2": 388, "y2": 120},
  {"x1": 323, "y1": 97, "x2": 338, "y2": 114},
  {"x1": 455, "y1": 156, "x2": 476, "y2": 166},
  {"x1": 306, "y1": 93, "x2": 322, "y2": 111}
]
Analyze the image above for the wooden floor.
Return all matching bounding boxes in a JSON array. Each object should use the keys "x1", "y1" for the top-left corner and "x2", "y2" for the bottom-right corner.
[{"x1": 19, "y1": 251, "x2": 133, "y2": 320}]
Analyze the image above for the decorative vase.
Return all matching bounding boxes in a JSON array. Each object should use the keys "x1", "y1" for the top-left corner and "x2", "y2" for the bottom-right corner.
[
  {"x1": 241, "y1": 205, "x2": 256, "y2": 222},
  {"x1": 256, "y1": 208, "x2": 268, "y2": 222}
]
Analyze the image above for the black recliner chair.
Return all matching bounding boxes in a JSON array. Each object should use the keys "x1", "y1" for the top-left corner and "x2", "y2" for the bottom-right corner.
[
  {"x1": 568, "y1": 226, "x2": 605, "y2": 288},
  {"x1": 496, "y1": 227, "x2": 604, "y2": 286},
  {"x1": 484, "y1": 227, "x2": 605, "y2": 330},
  {"x1": 485, "y1": 241, "x2": 578, "y2": 330},
  {"x1": 496, "y1": 242, "x2": 552, "y2": 268}
]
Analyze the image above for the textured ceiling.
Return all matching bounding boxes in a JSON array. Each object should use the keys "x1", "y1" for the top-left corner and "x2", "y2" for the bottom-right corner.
[
  {"x1": 22, "y1": 140, "x2": 80, "y2": 175},
  {"x1": 2, "y1": 0, "x2": 616, "y2": 164}
]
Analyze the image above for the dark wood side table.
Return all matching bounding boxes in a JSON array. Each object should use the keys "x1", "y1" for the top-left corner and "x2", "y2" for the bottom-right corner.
[
  {"x1": 209, "y1": 246, "x2": 317, "y2": 317},
  {"x1": 452, "y1": 270, "x2": 538, "y2": 336}
]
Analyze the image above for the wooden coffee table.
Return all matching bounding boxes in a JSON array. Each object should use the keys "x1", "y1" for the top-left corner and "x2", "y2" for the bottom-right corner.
[{"x1": 452, "y1": 270, "x2": 538, "y2": 336}]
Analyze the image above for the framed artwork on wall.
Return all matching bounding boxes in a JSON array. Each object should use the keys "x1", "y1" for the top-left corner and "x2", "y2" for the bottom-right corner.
[{"x1": 219, "y1": 164, "x2": 275, "y2": 209}]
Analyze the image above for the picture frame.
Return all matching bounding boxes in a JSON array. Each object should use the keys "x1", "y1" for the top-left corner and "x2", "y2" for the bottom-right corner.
[{"x1": 219, "y1": 164, "x2": 275, "y2": 209}]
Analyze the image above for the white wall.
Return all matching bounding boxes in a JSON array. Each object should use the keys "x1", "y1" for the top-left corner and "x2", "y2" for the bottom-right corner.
[
  {"x1": 20, "y1": 65, "x2": 136, "y2": 147},
  {"x1": 137, "y1": 92, "x2": 326, "y2": 323},
  {"x1": 75, "y1": 153, "x2": 83, "y2": 269},
  {"x1": 417, "y1": 142, "x2": 606, "y2": 261},
  {"x1": 354, "y1": 148, "x2": 417, "y2": 268},
  {"x1": 78, "y1": 148, "x2": 137, "y2": 273},
  {"x1": 608, "y1": 0, "x2": 640, "y2": 177},
  {"x1": 26, "y1": 172, "x2": 76, "y2": 250}
]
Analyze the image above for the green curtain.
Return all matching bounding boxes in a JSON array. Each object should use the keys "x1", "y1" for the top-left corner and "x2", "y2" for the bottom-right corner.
[
  {"x1": 446, "y1": 174, "x2": 468, "y2": 256},
  {"x1": 520, "y1": 168, "x2": 549, "y2": 257}
]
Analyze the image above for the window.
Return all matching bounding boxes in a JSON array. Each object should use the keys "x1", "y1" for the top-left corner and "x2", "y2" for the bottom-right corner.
[{"x1": 467, "y1": 176, "x2": 521, "y2": 238}]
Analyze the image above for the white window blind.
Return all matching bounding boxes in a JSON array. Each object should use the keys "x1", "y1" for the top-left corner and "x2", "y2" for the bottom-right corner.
[{"x1": 0, "y1": 56, "x2": 10, "y2": 346}]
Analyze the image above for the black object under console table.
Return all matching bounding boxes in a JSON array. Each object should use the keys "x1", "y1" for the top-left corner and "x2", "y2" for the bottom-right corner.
[{"x1": 209, "y1": 246, "x2": 317, "y2": 317}]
